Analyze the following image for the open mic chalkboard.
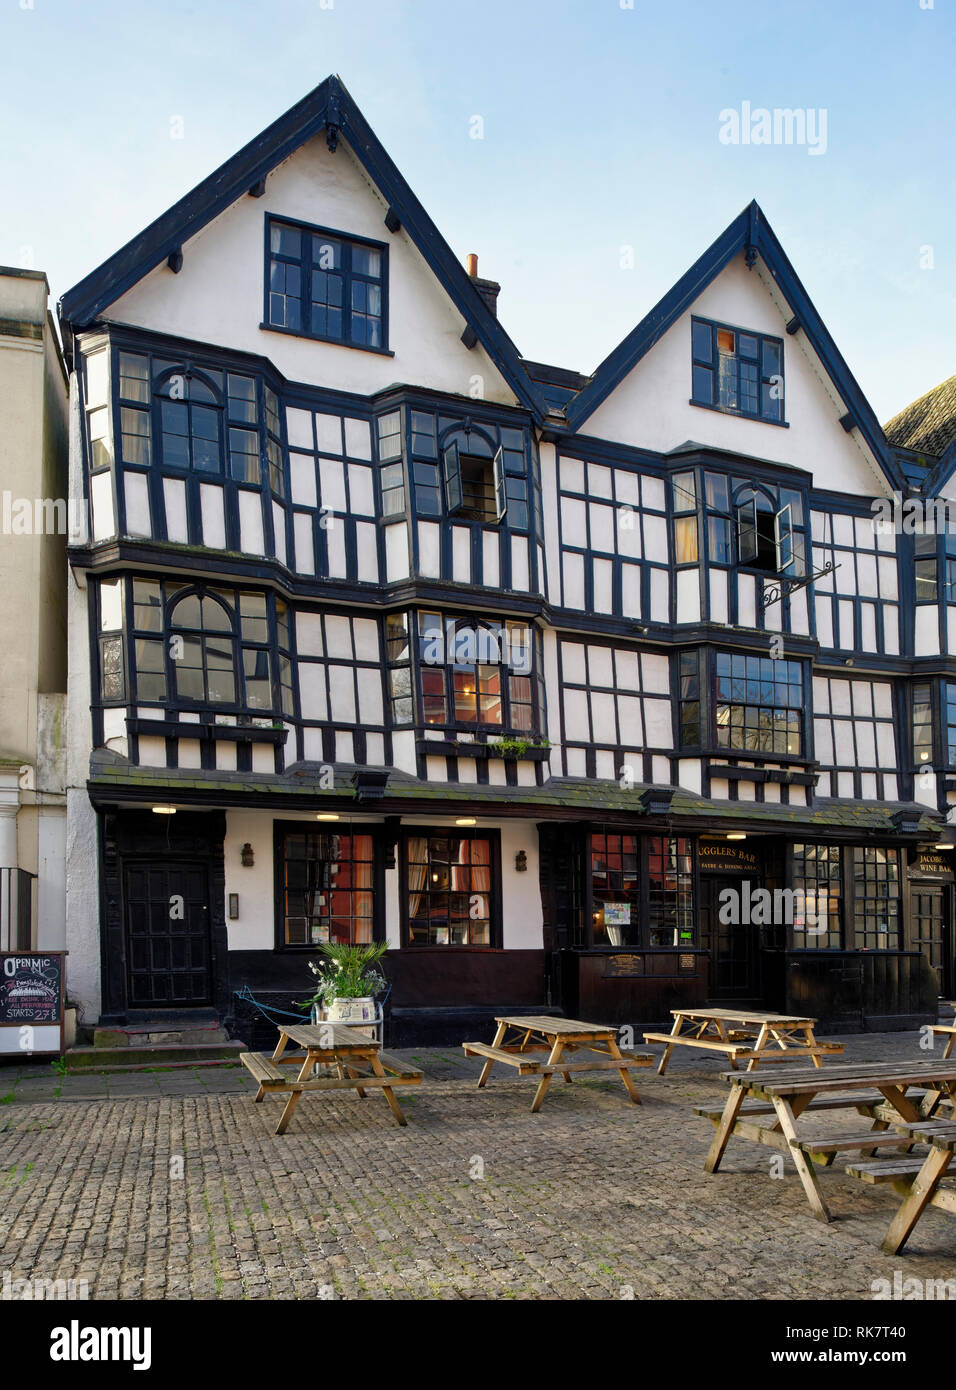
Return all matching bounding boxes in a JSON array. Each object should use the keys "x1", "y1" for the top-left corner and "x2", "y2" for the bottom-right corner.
[{"x1": 0, "y1": 954, "x2": 63, "y2": 1024}]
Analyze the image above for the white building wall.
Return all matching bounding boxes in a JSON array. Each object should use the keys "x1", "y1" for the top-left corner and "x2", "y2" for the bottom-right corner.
[{"x1": 102, "y1": 137, "x2": 516, "y2": 407}]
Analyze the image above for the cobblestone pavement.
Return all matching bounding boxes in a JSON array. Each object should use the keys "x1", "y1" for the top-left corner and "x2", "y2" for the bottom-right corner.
[{"x1": 1, "y1": 1030, "x2": 955, "y2": 1300}]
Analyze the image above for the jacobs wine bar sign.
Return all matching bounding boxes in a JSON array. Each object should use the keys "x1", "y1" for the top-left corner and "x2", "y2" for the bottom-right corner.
[
  {"x1": 910, "y1": 849, "x2": 955, "y2": 879},
  {"x1": 698, "y1": 840, "x2": 762, "y2": 875}
]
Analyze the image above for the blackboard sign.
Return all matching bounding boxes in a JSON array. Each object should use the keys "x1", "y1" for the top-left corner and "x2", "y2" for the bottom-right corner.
[{"x1": 0, "y1": 954, "x2": 62, "y2": 1024}]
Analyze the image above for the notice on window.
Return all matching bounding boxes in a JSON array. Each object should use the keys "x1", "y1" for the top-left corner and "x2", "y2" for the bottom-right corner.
[{"x1": 603, "y1": 904, "x2": 631, "y2": 927}]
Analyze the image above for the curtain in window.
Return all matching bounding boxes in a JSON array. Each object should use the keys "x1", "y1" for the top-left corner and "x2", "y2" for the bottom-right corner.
[
  {"x1": 470, "y1": 838, "x2": 491, "y2": 919},
  {"x1": 353, "y1": 835, "x2": 374, "y2": 943},
  {"x1": 407, "y1": 837, "x2": 428, "y2": 921}
]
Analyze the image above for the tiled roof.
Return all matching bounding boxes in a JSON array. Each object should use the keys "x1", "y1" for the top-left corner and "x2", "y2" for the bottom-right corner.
[
  {"x1": 87, "y1": 755, "x2": 942, "y2": 836},
  {"x1": 884, "y1": 373, "x2": 956, "y2": 458}
]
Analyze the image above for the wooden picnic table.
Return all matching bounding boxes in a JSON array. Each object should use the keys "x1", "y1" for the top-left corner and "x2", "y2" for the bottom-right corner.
[
  {"x1": 932, "y1": 1003, "x2": 956, "y2": 1060},
  {"x1": 845, "y1": 1118, "x2": 956, "y2": 1254},
  {"x1": 644, "y1": 1007, "x2": 844, "y2": 1074},
  {"x1": 240, "y1": 1022, "x2": 423, "y2": 1134},
  {"x1": 699, "y1": 1059, "x2": 956, "y2": 1224},
  {"x1": 462, "y1": 1014, "x2": 653, "y2": 1113}
]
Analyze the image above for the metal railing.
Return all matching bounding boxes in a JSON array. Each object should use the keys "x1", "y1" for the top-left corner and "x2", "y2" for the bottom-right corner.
[{"x1": 0, "y1": 868, "x2": 36, "y2": 951}]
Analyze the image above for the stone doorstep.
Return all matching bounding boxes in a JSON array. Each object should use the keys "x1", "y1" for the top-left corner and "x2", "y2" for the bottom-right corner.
[
  {"x1": 93, "y1": 1021, "x2": 231, "y2": 1049},
  {"x1": 65, "y1": 1041, "x2": 248, "y2": 1073}
]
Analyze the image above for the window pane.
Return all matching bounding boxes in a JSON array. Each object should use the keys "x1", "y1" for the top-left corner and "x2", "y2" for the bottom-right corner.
[
  {"x1": 692, "y1": 320, "x2": 712, "y2": 364},
  {"x1": 271, "y1": 223, "x2": 301, "y2": 257}
]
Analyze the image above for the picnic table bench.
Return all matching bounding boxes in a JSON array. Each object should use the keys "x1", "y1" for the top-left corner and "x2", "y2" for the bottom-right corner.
[
  {"x1": 462, "y1": 1014, "x2": 653, "y2": 1112},
  {"x1": 240, "y1": 1022, "x2": 423, "y2": 1134},
  {"x1": 698, "y1": 1059, "x2": 956, "y2": 1224},
  {"x1": 844, "y1": 1119, "x2": 956, "y2": 1253},
  {"x1": 931, "y1": 1004, "x2": 956, "y2": 1060},
  {"x1": 644, "y1": 1007, "x2": 843, "y2": 1074}
]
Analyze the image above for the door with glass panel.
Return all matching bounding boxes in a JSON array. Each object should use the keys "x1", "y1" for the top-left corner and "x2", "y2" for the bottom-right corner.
[
  {"x1": 912, "y1": 884, "x2": 951, "y2": 998},
  {"x1": 699, "y1": 876, "x2": 760, "y2": 1000}
]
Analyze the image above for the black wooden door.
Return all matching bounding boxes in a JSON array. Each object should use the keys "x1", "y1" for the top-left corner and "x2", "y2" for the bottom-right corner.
[
  {"x1": 124, "y1": 861, "x2": 212, "y2": 1007},
  {"x1": 699, "y1": 876, "x2": 761, "y2": 1000},
  {"x1": 912, "y1": 884, "x2": 951, "y2": 998}
]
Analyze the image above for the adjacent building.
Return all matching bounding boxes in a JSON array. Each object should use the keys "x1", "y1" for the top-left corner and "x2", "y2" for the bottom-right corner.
[
  {"x1": 0, "y1": 268, "x2": 68, "y2": 954},
  {"x1": 58, "y1": 77, "x2": 952, "y2": 1045}
]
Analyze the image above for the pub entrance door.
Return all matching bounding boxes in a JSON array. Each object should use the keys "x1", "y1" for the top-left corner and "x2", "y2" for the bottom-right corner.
[
  {"x1": 124, "y1": 859, "x2": 213, "y2": 1008},
  {"x1": 911, "y1": 882, "x2": 953, "y2": 1000},
  {"x1": 699, "y1": 875, "x2": 762, "y2": 1002}
]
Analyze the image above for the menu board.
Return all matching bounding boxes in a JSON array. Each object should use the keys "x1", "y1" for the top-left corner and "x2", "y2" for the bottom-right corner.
[{"x1": 0, "y1": 954, "x2": 63, "y2": 1024}]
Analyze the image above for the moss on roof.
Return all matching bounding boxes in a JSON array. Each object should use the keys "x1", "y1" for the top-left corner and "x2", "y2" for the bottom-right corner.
[
  {"x1": 884, "y1": 372, "x2": 956, "y2": 458},
  {"x1": 87, "y1": 756, "x2": 942, "y2": 836}
]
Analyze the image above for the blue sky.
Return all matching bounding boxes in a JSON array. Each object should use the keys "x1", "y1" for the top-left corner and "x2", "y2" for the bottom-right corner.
[{"x1": 2, "y1": 0, "x2": 953, "y2": 422}]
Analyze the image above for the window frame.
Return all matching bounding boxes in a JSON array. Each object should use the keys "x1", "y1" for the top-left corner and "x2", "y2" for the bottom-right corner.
[
  {"x1": 412, "y1": 611, "x2": 541, "y2": 737},
  {"x1": 582, "y1": 829, "x2": 698, "y2": 951},
  {"x1": 713, "y1": 650, "x2": 805, "y2": 758},
  {"x1": 787, "y1": 843, "x2": 903, "y2": 953},
  {"x1": 690, "y1": 316, "x2": 787, "y2": 426},
  {"x1": 675, "y1": 648, "x2": 808, "y2": 763},
  {"x1": 399, "y1": 827, "x2": 502, "y2": 949},
  {"x1": 273, "y1": 820, "x2": 385, "y2": 952},
  {"x1": 120, "y1": 577, "x2": 294, "y2": 718},
  {"x1": 262, "y1": 213, "x2": 391, "y2": 355}
]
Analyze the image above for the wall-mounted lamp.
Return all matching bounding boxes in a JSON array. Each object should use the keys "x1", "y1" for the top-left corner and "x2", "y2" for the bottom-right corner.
[
  {"x1": 515, "y1": 850, "x2": 528, "y2": 872},
  {"x1": 152, "y1": 805, "x2": 177, "y2": 815},
  {"x1": 240, "y1": 843, "x2": 255, "y2": 867},
  {"x1": 228, "y1": 893, "x2": 239, "y2": 920}
]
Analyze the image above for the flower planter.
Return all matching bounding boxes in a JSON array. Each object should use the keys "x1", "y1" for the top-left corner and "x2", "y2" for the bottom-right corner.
[{"x1": 325, "y1": 996, "x2": 377, "y2": 1024}]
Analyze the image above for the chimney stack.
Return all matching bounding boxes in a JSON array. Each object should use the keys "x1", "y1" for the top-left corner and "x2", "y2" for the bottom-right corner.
[{"x1": 463, "y1": 252, "x2": 501, "y2": 319}]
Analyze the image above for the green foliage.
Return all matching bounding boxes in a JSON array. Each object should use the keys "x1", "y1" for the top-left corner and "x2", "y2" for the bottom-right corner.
[
  {"x1": 485, "y1": 736, "x2": 550, "y2": 758},
  {"x1": 301, "y1": 940, "x2": 389, "y2": 1004},
  {"x1": 50, "y1": 1057, "x2": 68, "y2": 1077}
]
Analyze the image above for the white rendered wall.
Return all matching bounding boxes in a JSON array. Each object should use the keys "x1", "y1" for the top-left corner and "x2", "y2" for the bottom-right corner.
[
  {"x1": 222, "y1": 811, "x2": 543, "y2": 954},
  {"x1": 103, "y1": 137, "x2": 516, "y2": 408},
  {"x1": 585, "y1": 257, "x2": 889, "y2": 499}
]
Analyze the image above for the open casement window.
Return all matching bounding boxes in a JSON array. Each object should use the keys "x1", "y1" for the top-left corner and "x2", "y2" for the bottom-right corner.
[
  {"x1": 441, "y1": 442, "x2": 505, "y2": 524},
  {"x1": 737, "y1": 493, "x2": 802, "y2": 575},
  {"x1": 441, "y1": 441, "x2": 462, "y2": 514},
  {"x1": 492, "y1": 447, "x2": 506, "y2": 522}
]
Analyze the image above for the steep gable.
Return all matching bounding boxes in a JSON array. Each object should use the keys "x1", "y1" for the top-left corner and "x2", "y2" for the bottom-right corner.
[
  {"x1": 566, "y1": 203, "x2": 900, "y2": 499},
  {"x1": 59, "y1": 76, "x2": 545, "y2": 417}
]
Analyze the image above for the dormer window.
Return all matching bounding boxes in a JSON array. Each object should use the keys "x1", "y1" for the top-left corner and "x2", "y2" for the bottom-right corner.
[
  {"x1": 265, "y1": 216, "x2": 388, "y2": 352},
  {"x1": 691, "y1": 317, "x2": 784, "y2": 424}
]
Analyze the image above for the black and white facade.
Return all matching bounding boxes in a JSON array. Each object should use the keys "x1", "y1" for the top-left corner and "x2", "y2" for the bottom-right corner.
[{"x1": 60, "y1": 78, "x2": 954, "y2": 1044}]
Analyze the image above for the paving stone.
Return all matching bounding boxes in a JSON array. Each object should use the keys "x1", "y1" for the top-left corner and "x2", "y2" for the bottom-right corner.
[{"x1": 0, "y1": 1030, "x2": 954, "y2": 1299}]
